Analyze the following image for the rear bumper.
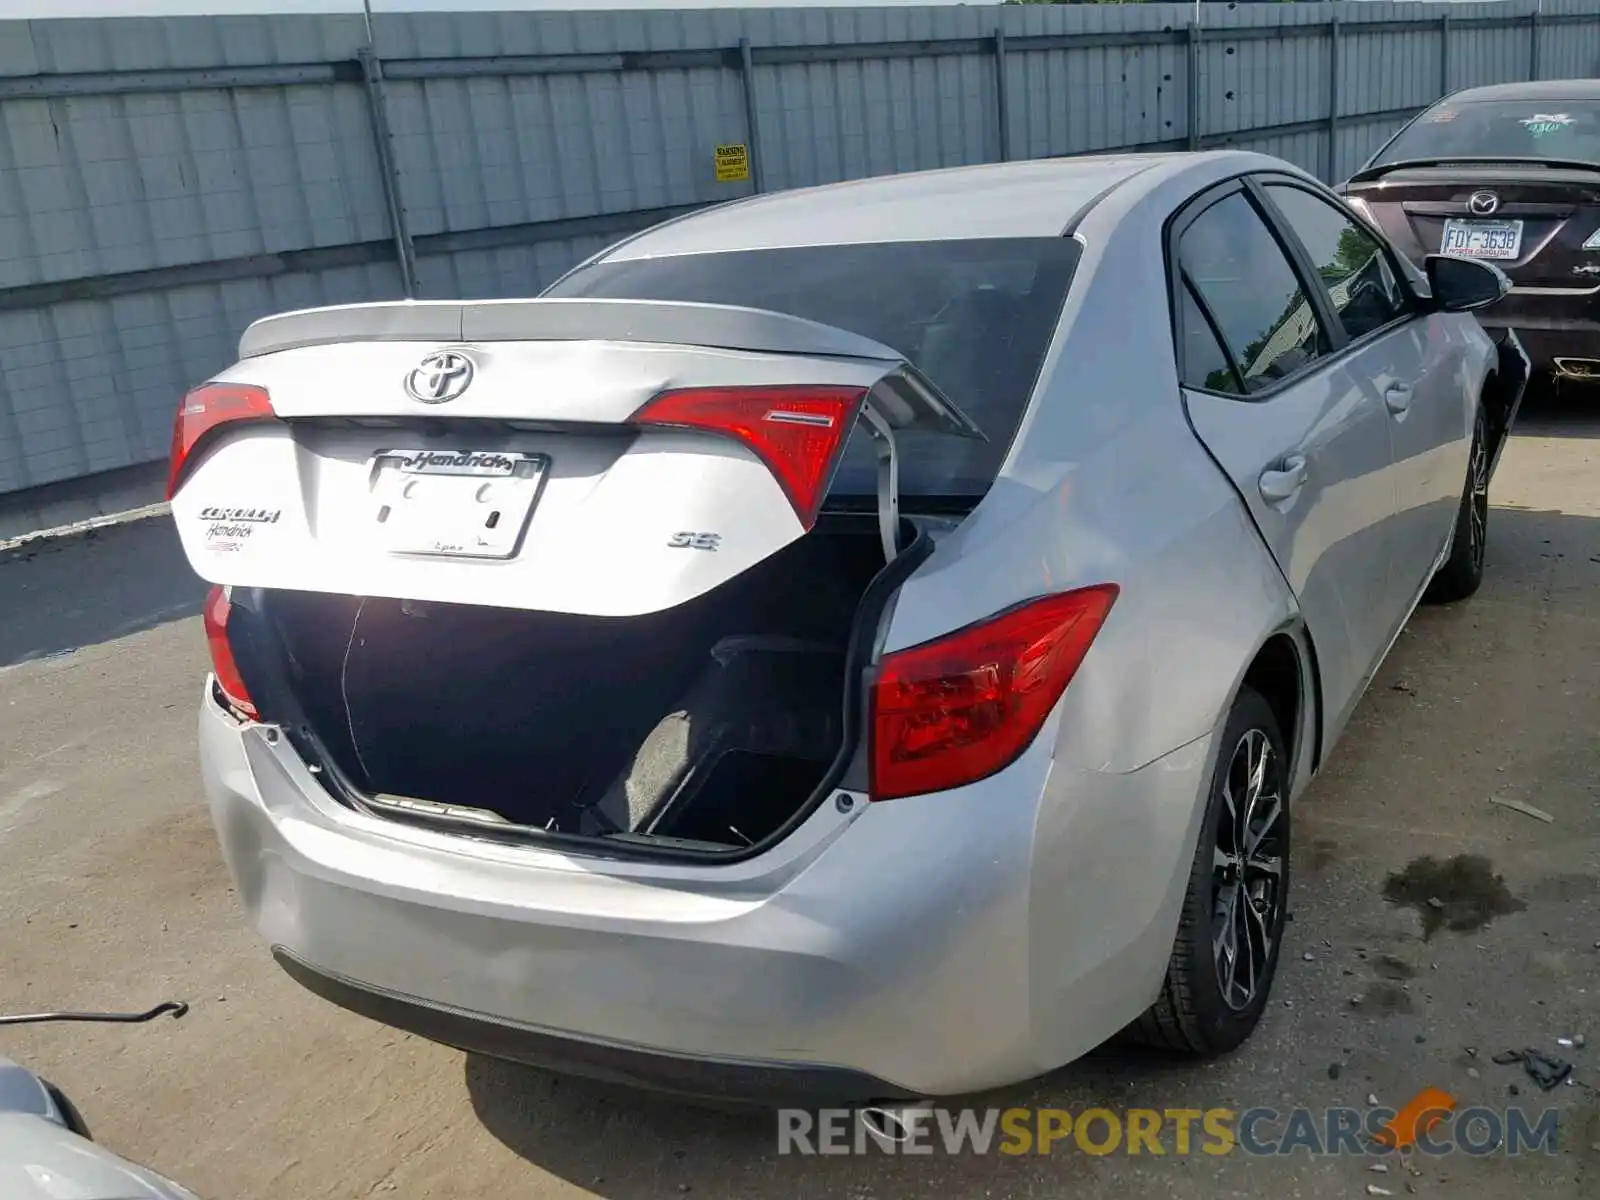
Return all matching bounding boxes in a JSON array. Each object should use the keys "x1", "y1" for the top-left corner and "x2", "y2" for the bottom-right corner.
[
  {"x1": 199, "y1": 679, "x2": 1208, "y2": 1101},
  {"x1": 1479, "y1": 290, "x2": 1600, "y2": 375}
]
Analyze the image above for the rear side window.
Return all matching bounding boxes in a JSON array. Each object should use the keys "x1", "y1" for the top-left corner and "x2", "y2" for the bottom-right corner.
[
  {"x1": 1176, "y1": 277, "x2": 1241, "y2": 394},
  {"x1": 1264, "y1": 185, "x2": 1409, "y2": 341},
  {"x1": 543, "y1": 239, "x2": 1079, "y2": 499},
  {"x1": 1375, "y1": 99, "x2": 1600, "y2": 165},
  {"x1": 1179, "y1": 192, "x2": 1329, "y2": 394}
]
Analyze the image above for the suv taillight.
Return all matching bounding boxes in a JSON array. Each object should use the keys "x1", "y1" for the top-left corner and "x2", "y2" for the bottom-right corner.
[
  {"x1": 167, "y1": 382, "x2": 276, "y2": 499},
  {"x1": 870, "y1": 585, "x2": 1119, "y2": 801},
  {"x1": 631, "y1": 385, "x2": 866, "y2": 528},
  {"x1": 203, "y1": 585, "x2": 257, "y2": 720}
]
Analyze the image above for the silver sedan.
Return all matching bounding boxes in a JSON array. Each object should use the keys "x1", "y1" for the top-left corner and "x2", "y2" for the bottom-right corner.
[{"x1": 176, "y1": 150, "x2": 1527, "y2": 1102}]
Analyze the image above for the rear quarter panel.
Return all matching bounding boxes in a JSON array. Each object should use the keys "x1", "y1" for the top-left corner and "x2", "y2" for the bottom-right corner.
[{"x1": 879, "y1": 156, "x2": 1309, "y2": 1066}]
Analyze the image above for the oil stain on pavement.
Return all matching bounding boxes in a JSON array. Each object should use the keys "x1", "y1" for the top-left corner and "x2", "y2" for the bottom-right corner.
[{"x1": 1381, "y1": 854, "x2": 1527, "y2": 939}]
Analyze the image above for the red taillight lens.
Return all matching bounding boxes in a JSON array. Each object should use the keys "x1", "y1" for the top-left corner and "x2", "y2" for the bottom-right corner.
[
  {"x1": 203, "y1": 585, "x2": 257, "y2": 720},
  {"x1": 167, "y1": 382, "x2": 276, "y2": 500},
  {"x1": 870, "y1": 585, "x2": 1119, "y2": 801},
  {"x1": 631, "y1": 385, "x2": 866, "y2": 527}
]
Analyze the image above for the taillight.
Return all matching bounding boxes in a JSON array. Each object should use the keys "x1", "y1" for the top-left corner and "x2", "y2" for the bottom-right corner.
[
  {"x1": 631, "y1": 385, "x2": 866, "y2": 527},
  {"x1": 203, "y1": 585, "x2": 257, "y2": 720},
  {"x1": 870, "y1": 585, "x2": 1119, "y2": 801},
  {"x1": 167, "y1": 382, "x2": 276, "y2": 499}
]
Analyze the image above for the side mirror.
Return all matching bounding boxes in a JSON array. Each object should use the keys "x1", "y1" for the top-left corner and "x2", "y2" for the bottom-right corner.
[{"x1": 1423, "y1": 254, "x2": 1511, "y2": 313}]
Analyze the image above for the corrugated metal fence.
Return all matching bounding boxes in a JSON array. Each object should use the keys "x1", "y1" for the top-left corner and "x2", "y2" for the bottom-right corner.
[{"x1": 2, "y1": 1, "x2": 1599, "y2": 507}]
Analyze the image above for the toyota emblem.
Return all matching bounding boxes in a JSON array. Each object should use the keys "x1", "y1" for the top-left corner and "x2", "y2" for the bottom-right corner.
[
  {"x1": 404, "y1": 350, "x2": 475, "y2": 404},
  {"x1": 1467, "y1": 190, "x2": 1500, "y2": 216}
]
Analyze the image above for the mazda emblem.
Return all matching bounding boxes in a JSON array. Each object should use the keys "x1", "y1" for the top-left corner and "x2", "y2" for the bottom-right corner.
[
  {"x1": 1467, "y1": 190, "x2": 1500, "y2": 216},
  {"x1": 404, "y1": 350, "x2": 475, "y2": 404}
]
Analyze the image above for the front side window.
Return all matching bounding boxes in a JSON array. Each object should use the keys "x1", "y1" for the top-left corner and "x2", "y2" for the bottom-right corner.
[
  {"x1": 1264, "y1": 184, "x2": 1409, "y2": 342},
  {"x1": 544, "y1": 239, "x2": 1079, "y2": 500},
  {"x1": 1179, "y1": 192, "x2": 1328, "y2": 394},
  {"x1": 1374, "y1": 99, "x2": 1600, "y2": 165}
]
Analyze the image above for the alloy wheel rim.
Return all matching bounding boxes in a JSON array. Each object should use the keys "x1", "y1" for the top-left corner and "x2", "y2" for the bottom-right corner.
[{"x1": 1211, "y1": 728, "x2": 1287, "y2": 1012}]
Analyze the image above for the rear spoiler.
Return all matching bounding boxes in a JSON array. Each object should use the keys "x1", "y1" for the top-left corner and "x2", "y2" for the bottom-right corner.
[
  {"x1": 1347, "y1": 156, "x2": 1600, "y2": 186},
  {"x1": 246, "y1": 296, "x2": 898, "y2": 366},
  {"x1": 238, "y1": 295, "x2": 983, "y2": 441}
]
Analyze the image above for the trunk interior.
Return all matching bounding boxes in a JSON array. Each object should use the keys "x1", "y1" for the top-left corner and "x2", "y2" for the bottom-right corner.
[{"x1": 245, "y1": 515, "x2": 892, "y2": 851}]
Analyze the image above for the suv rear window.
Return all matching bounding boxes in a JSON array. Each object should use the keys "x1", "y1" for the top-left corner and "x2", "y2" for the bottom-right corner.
[
  {"x1": 543, "y1": 238, "x2": 1079, "y2": 500},
  {"x1": 1375, "y1": 99, "x2": 1600, "y2": 164}
]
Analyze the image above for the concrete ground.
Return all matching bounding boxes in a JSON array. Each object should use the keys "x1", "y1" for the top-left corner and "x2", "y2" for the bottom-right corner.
[{"x1": 1, "y1": 402, "x2": 1596, "y2": 1199}]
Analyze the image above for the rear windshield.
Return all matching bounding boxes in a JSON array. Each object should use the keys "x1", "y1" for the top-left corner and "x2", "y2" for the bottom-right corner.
[
  {"x1": 1375, "y1": 99, "x2": 1600, "y2": 165},
  {"x1": 542, "y1": 238, "x2": 1079, "y2": 500}
]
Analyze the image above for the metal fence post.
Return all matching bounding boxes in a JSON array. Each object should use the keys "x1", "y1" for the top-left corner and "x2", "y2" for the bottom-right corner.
[
  {"x1": 1530, "y1": 6, "x2": 1542, "y2": 81},
  {"x1": 1187, "y1": 21, "x2": 1202, "y2": 152},
  {"x1": 1326, "y1": 14, "x2": 1341, "y2": 183},
  {"x1": 357, "y1": 46, "x2": 417, "y2": 298},
  {"x1": 994, "y1": 26, "x2": 1012, "y2": 162},
  {"x1": 1440, "y1": 13, "x2": 1451, "y2": 97},
  {"x1": 738, "y1": 37, "x2": 766, "y2": 193}
]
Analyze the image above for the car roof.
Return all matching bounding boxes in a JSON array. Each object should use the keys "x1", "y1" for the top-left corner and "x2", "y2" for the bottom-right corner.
[
  {"x1": 602, "y1": 153, "x2": 1196, "y2": 261},
  {"x1": 1445, "y1": 78, "x2": 1600, "y2": 104}
]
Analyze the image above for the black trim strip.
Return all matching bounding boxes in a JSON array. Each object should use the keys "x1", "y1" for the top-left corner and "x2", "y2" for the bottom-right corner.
[{"x1": 273, "y1": 947, "x2": 917, "y2": 1106}]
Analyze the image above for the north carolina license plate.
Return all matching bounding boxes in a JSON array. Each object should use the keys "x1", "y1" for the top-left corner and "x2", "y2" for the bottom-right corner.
[
  {"x1": 1440, "y1": 218, "x2": 1524, "y2": 261},
  {"x1": 370, "y1": 449, "x2": 548, "y2": 559}
]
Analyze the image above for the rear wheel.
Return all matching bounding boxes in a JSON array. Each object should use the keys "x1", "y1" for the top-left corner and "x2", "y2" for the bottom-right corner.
[
  {"x1": 1423, "y1": 404, "x2": 1489, "y2": 605},
  {"x1": 1131, "y1": 685, "x2": 1290, "y2": 1056}
]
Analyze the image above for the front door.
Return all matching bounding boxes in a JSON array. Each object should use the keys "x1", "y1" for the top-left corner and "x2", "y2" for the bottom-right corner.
[{"x1": 1256, "y1": 181, "x2": 1466, "y2": 631}]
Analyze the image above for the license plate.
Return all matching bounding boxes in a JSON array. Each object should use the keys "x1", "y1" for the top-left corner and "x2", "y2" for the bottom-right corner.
[
  {"x1": 1440, "y1": 218, "x2": 1524, "y2": 261},
  {"x1": 370, "y1": 449, "x2": 548, "y2": 559}
]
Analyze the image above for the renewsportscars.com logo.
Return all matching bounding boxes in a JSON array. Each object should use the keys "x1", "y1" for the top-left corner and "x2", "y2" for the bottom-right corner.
[{"x1": 777, "y1": 1096, "x2": 1560, "y2": 1158}]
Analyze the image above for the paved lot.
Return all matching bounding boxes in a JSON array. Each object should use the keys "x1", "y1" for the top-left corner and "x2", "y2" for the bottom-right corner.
[{"x1": 2, "y1": 403, "x2": 1597, "y2": 1199}]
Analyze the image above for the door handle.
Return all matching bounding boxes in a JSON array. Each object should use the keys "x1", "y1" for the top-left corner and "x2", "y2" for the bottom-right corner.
[
  {"x1": 1384, "y1": 383, "x2": 1413, "y2": 415},
  {"x1": 1259, "y1": 455, "x2": 1308, "y2": 504}
]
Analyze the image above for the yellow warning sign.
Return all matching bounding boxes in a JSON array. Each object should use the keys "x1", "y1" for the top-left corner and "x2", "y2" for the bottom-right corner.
[{"x1": 715, "y1": 143, "x2": 750, "y2": 183}]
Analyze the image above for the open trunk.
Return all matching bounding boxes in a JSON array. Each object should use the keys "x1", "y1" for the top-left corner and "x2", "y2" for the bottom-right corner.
[
  {"x1": 173, "y1": 270, "x2": 1083, "y2": 857},
  {"x1": 229, "y1": 514, "x2": 917, "y2": 852}
]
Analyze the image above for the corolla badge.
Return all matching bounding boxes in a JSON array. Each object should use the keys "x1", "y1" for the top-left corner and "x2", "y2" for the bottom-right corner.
[
  {"x1": 1467, "y1": 191, "x2": 1500, "y2": 216},
  {"x1": 404, "y1": 350, "x2": 475, "y2": 404}
]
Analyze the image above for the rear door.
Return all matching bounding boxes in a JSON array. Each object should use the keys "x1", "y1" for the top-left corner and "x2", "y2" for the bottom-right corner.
[
  {"x1": 1172, "y1": 184, "x2": 1401, "y2": 737},
  {"x1": 1257, "y1": 179, "x2": 1465, "y2": 620}
]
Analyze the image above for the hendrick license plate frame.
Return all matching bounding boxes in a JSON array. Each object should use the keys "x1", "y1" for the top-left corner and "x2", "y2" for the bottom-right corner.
[{"x1": 370, "y1": 449, "x2": 549, "y2": 559}]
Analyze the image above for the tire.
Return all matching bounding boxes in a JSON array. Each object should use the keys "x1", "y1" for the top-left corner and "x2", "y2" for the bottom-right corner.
[
  {"x1": 1423, "y1": 403, "x2": 1489, "y2": 605},
  {"x1": 1129, "y1": 685, "x2": 1291, "y2": 1056}
]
